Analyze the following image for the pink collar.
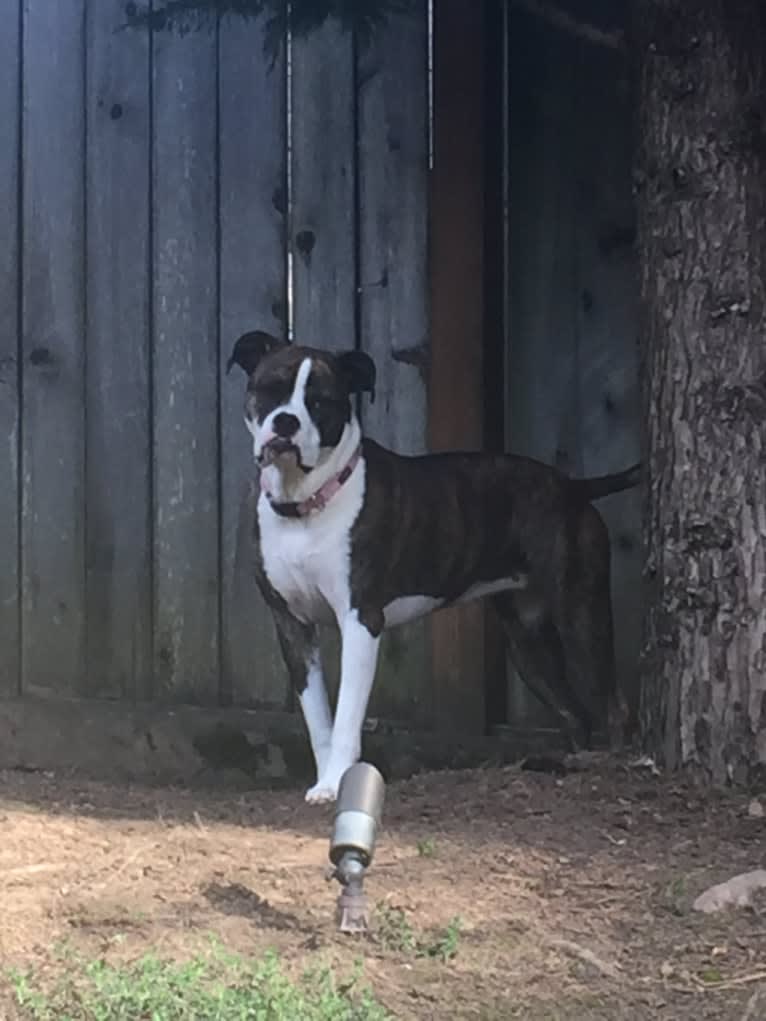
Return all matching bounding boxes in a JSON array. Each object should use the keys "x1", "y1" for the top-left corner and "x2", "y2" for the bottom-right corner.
[{"x1": 262, "y1": 446, "x2": 362, "y2": 519}]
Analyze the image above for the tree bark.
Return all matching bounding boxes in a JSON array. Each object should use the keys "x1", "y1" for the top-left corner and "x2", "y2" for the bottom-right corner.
[{"x1": 635, "y1": 0, "x2": 766, "y2": 782}]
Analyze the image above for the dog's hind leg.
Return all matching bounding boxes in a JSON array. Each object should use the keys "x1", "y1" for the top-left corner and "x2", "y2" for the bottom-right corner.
[
  {"x1": 492, "y1": 592, "x2": 593, "y2": 749},
  {"x1": 553, "y1": 505, "x2": 627, "y2": 749},
  {"x1": 563, "y1": 571, "x2": 628, "y2": 749}
]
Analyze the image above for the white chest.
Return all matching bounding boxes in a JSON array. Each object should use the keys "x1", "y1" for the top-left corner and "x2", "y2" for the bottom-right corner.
[{"x1": 258, "y1": 467, "x2": 364, "y2": 625}]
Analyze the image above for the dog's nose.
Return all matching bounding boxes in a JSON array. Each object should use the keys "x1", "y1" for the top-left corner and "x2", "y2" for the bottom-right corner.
[{"x1": 272, "y1": 412, "x2": 300, "y2": 438}]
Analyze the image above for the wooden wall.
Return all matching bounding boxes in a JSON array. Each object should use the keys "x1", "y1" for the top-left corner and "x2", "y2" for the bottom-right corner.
[
  {"x1": 0, "y1": 2, "x2": 429, "y2": 719},
  {"x1": 504, "y1": 1, "x2": 642, "y2": 726}
]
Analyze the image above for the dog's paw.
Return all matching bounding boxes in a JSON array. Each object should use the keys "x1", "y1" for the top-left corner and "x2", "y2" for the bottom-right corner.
[
  {"x1": 304, "y1": 780, "x2": 338, "y2": 805},
  {"x1": 305, "y1": 760, "x2": 356, "y2": 804}
]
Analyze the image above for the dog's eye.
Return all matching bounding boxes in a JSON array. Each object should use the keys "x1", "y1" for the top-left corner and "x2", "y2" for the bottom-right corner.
[
  {"x1": 256, "y1": 382, "x2": 287, "y2": 406},
  {"x1": 308, "y1": 396, "x2": 332, "y2": 413}
]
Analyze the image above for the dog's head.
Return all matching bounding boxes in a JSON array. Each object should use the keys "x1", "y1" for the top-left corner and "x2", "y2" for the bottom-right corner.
[{"x1": 227, "y1": 330, "x2": 376, "y2": 473}]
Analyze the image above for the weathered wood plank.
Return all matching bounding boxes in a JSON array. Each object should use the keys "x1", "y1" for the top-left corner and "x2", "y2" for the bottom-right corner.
[
  {"x1": 84, "y1": 0, "x2": 152, "y2": 700},
  {"x1": 290, "y1": 18, "x2": 356, "y2": 351},
  {"x1": 505, "y1": 9, "x2": 582, "y2": 729},
  {"x1": 358, "y1": 7, "x2": 428, "y2": 455},
  {"x1": 219, "y1": 12, "x2": 288, "y2": 708},
  {"x1": 571, "y1": 37, "x2": 642, "y2": 713},
  {"x1": 428, "y1": 0, "x2": 487, "y2": 735},
  {"x1": 21, "y1": 0, "x2": 86, "y2": 697},
  {"x1": 0, "y1": 0, "x2": 20, "y2": 697},
  {"x1": 483, "y1": 0, "x2": 512, "y2": 732},
  {"x1": 506, "y1": 12, "x2": 580, "y2": 475},
  {"x1": 152, "y1": 25, "x2": 219, "y2": 703},
  {"x1": 357, "y1": 5, "x2": 431, "y2": 724}
]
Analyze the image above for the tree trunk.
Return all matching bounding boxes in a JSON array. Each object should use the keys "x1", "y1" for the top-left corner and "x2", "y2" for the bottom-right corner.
[{"x1": 635, "y1": 0, "x2": 766, "y2": 782}]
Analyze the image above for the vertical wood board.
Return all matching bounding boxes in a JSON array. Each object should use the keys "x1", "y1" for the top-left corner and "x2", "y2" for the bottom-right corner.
[
  {"x1": 506, "y1": 13, "x2": 580, "y2": 475},
  {"x1": 0, "y1": 0, "x2": 20, "y2": 696},
  {"x1": 219, "y1": 14, "x2": 288, "y2": 708},
  {"x1": 429, "y1": 0, "x2": 487, "y2": 734},
  {"x1": 571, "y1": 41, "x2": 642, "y2": 711},
  {"x1": 152, "y1": 25, "x2": 220, "y2": 704},
  {"x1": 290, "y1": 18, "x2": 356, "y2": 351},
  {"x1": 21, "y1": 0, "x2": 87, "y2": 697},
  {"x1": 85, "y1": 0, "x2": 152, "y2": 700}
]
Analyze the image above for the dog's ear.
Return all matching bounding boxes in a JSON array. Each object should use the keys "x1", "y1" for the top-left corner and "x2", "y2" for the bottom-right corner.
[
  {"x1": 336, "y1": 350, "x2": 376, "y2": 404},
  {"x1": 226, "y1": 330, "x2": 286, "y2": 377}
]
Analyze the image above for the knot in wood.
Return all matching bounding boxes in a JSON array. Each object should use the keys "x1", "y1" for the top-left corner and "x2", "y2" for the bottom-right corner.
[
  {"x1": 295, "y1": 229, "x2": 316, "y2": 261},
  {"x1": 29, "y1": 346, "x2": 54, "y2": 367},
  {"x1": 272, "y1": 185, "x2": 286, "y2": 216}
]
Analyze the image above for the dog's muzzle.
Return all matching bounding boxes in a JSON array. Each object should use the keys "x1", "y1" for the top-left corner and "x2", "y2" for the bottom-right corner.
[{"x1": 258, "y1": 437, "x2": 303, "y2": 467}]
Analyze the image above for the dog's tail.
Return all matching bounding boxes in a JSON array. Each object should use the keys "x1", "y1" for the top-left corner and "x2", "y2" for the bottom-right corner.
[{"x1": 569, "y1": 462, "x2": 641, "y2": 503}]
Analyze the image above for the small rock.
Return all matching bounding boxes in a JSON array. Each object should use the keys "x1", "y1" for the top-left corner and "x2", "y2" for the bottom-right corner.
[
  {"x1": 747, "y1": 799, "x2": 764, "y2": 819},
  {"x1": 693, "y1": 869, "x2": 766, "y2": 913}
]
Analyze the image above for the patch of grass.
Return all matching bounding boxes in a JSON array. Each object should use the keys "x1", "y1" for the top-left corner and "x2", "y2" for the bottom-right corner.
[
  {"x1": 9, "y1": 944, "x2": 391, "y2": 1021},
  {"x1": 423, "y1": 916, "x2": 462, "y2": 963},
  {"x1": 699, "y1": 966, "x2": 724, "y2": 984},
  {"x1": 416, "y1": 838, "x2": 436, "y2": 858},
  {"x1": 375, "y1": 906, "x2": 462, "y2": 962},
  {"x1": 659, "y1": 875, "x2": 688, "y2": 916},
  {"x1": 375, "y1": 905, "x2": 418, "y2": 954}
]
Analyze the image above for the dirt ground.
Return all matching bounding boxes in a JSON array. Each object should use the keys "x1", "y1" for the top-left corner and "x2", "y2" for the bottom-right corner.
[{"x1": 1, "y1": 754, "x2": 765, "y2": 1020}]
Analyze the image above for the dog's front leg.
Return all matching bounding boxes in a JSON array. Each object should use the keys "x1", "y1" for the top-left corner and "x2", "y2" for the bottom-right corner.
[
  {"x1": 299, "y1": 648, "x2": 333, "y2": 778},
  {"x1": 305, "y1": 609, "x2": 381, "y2": 804},
  {"x1": 268, "y1": 603, "x2": 333, "y2": 784}
]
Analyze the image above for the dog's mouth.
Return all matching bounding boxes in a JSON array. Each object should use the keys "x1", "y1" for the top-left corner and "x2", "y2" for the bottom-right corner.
[{"x1": 259, "y1": 438, "x2": 311, "y2": 472}]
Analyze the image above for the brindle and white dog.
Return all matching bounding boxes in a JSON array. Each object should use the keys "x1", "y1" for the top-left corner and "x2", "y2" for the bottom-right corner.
[{"x1": 228, "y1": 330, "x2": 639, "y2": 803}]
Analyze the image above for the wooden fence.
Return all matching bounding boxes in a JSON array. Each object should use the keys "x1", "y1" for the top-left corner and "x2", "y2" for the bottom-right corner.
[{"x1": 0, "y1": 1, "x2": 430, "y2": 722}]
